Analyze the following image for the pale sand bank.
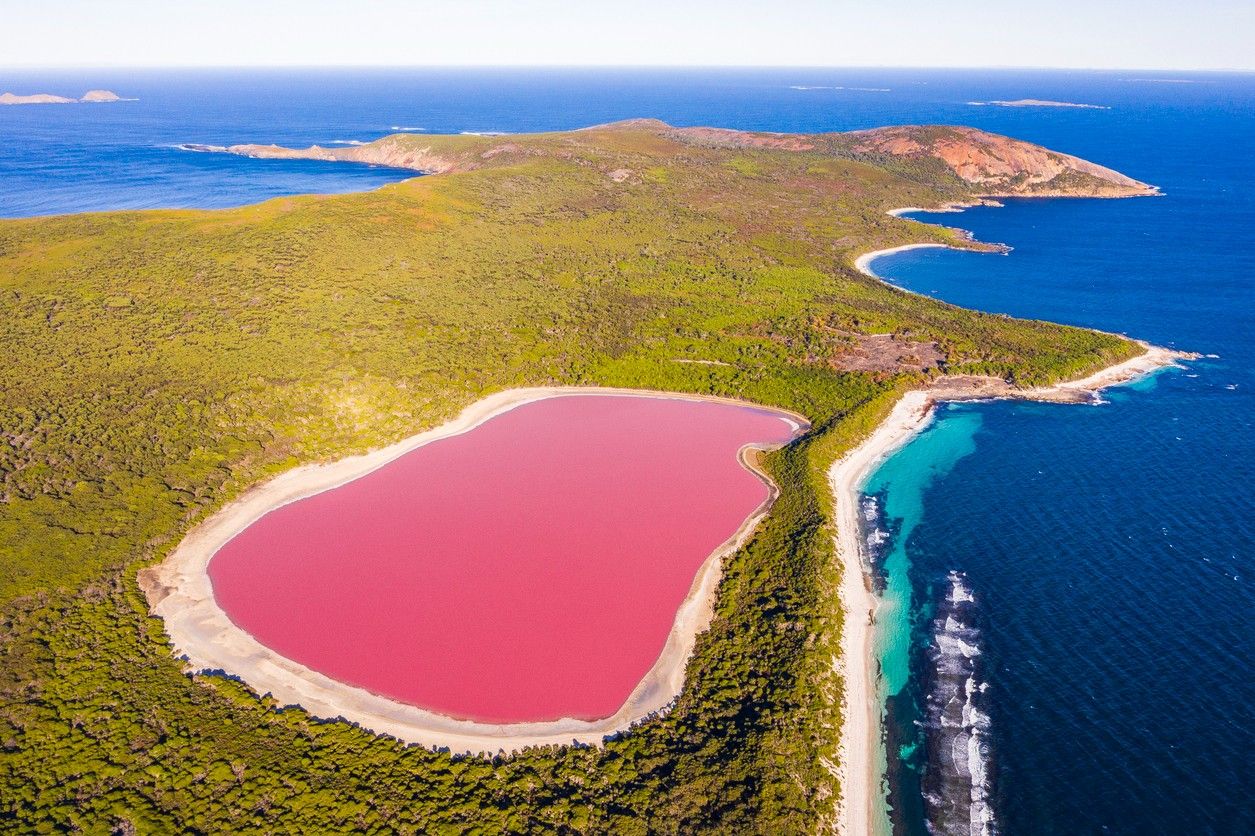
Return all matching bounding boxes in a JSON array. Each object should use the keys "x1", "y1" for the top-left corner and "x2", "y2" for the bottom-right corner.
[{"x1": 141, "y1": 386, "x2": 806, "y2": 754}]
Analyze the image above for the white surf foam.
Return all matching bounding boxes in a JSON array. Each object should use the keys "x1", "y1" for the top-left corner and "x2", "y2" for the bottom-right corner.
[
  {"x1": 172, "y1": 143, "x2": 227, "y2": 153},
  {"x1": 924, "y1": 572, "x2": 998, "y2": 835}
]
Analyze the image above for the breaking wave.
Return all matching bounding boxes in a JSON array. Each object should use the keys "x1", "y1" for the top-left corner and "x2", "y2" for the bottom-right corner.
[
  {"x1": 923, "y1": 571, "x2": 997, "y2": 836},
  {"x1": 858, "y1": 494, "x2": 895, "y2": 593},
  {"x1": 172, "y1": 143, "x2": 227, "y2": 153}
]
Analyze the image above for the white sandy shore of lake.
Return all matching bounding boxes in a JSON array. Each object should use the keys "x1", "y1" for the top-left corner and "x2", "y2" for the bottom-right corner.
[
  {"x1": 832, "y1": 230, "x2": 1191, "y2": 835},
  {"x1": 140, "y1": 386, "x2": 806, "y2": 755}
]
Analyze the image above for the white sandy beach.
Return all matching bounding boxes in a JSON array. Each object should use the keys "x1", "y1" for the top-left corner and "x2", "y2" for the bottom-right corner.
[
  {"x1": 141, "y1": 386, "x2": 806, "y2": 755},
  {"x1": 852, "y1": 242, "x2": 955, "y2": 279},
  {"x1": 829, "y1": 390, "x2": 932, "y2": 836}
]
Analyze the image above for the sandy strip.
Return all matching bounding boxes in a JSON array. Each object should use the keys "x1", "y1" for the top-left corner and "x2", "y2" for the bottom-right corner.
[
  {"x1": 1028, "y1": 343, "x2": 1187, "y2": 395},
  {"x1": 833, "y1": 233, "x2": 1191, "y2": 835},
  {"x1": 852, "y1": 242, "x2": 955, "y2": 279},
  {"x1": 883, "y1": 200, "x2": 1004, "y2": 220},
  {"x1": 140, "y1": 386, "x2": 806, "y2": 755},
  {"x1": 829, "y1": 390, "x2": 932, "y2": 836}
]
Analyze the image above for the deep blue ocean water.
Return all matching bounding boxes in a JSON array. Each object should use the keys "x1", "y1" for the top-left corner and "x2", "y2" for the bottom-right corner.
[{"x1": 2, "y1": 68, "x2": 1251, "y2": 834}]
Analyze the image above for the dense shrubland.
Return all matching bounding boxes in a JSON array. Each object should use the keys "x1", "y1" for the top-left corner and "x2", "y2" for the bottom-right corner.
[{"x1": 0, "y1": 122, "x2": 1138, "y2": 832}]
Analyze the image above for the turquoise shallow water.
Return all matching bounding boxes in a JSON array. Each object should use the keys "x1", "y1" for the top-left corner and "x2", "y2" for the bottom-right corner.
[
  {"x1": 2, "y1": 67, "x2": 1251, "y2": 834},
  {"x1": 861, "y1": 411, "x2": 983, "y2": 833},
  {"x1": 865, "y1": 411, "x2": 983, "y2": 697}
]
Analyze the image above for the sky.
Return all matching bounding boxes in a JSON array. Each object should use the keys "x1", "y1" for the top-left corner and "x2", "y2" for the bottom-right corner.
[{"x1": 1, "y1": 0, "x2": 1251, "y2": 70}]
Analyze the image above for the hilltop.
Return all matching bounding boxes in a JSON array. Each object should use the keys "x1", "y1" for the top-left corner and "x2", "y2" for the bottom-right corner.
[{"x1": 80, "y1": 90, "x2": 124, "y2": 103}]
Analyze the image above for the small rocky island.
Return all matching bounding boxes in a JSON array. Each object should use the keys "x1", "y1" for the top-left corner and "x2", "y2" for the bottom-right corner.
[
  {"x1": 80, "y1": 90, "x2": 125, "y2": 103},
  {"x1": 0, "y1": 89, "x2": 131, "y2": 105},
  {"x1": 968, "y1": 98, "x2": 1109, "y2": 109}
]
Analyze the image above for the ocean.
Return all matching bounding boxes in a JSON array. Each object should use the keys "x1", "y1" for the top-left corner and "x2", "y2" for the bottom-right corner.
[{"x1": 2, "y1": 67, "x2": 1251, "y2": 834}]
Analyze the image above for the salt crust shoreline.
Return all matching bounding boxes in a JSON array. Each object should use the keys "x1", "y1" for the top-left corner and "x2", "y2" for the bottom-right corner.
[
  {"x1": 140, "y1": 387, "x2": 808, "y2": 755},
  {"x1": 832, "y1": 226, "x2": 1191, "y2": 836}
]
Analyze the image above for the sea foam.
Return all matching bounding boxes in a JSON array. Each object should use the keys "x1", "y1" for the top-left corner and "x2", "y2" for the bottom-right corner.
[{"x1": 923, "y1": 572, "x2": 997, "y2": 835}]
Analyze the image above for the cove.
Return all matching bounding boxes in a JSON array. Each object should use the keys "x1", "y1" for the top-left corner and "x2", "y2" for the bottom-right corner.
[{"x1": 203, "y1": 392, "x2": 799, "y2": 727}]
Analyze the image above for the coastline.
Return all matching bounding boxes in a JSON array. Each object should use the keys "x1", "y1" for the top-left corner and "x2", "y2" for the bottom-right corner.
[
  {"x1": 852, "y1": 242, "x2": 956, "y2": 279},
  {"x1": 140, "y1": 386, "x2": 807, "y2": 755},
  {"x1": 830, "y1": 389, "x2": 932, "y2": 836},
  {"x1": 852, "y1": 200, "x2": 1011, "y2": 283},
  {"x1": 832, "y1": 234, "x2": 1191, "y2": 835},
  {"x1": 852, "y1": 203, "x2": 1007, "y2": 285}
]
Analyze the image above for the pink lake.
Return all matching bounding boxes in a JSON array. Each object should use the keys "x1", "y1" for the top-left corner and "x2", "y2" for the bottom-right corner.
[{"x1": 208, "y1": 394, "x2": 798, "y2": 723}]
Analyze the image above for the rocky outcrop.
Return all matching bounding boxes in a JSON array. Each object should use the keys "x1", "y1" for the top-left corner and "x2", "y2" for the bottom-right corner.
[
  {"x1": 80, "y1": 90, "x2": 123, "y2": 103},
  {"x1": 845, "y1": 125, "x2": 1155, "y2": 197},
  {"x1": 225, "y1": 137, "x2": 464, "y2": 174}
]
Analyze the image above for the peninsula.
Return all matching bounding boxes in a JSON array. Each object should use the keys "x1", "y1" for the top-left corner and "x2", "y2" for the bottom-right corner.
[
  {"x1": 215, "y1": 119, "x2": 1152, "y2": 197},
  {"x1": 0, "y1": 119, "x2": 1173, "y2": 833}
]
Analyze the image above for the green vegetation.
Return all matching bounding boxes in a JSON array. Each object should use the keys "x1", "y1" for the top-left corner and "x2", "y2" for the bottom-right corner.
[{"x1": 0, "y1": 121, "x2": 1139, "y2": 832}]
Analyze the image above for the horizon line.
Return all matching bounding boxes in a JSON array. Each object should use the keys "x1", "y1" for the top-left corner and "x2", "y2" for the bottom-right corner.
[{"x1": 2, "y1": 63, "x2": 1253, "y2": 73}]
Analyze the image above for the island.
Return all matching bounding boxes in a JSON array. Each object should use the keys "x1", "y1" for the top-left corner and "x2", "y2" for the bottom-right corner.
[
  {"x1": 0, "y1": 89, "x2": 131, "y2": 105},
  {"x1": 968, "y1": 98, "x2": 1110, "y2": 109},
  {"x1": 0, "y1": 92, "x2": 78, "y2": 105},
  {"x1": 0, "y1": 119, "x2": 1180, "y2": 833},
  {"x1": 80, "y1": 89, "x2": 125, "y2": 103}
]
